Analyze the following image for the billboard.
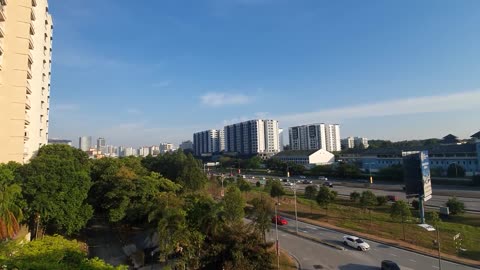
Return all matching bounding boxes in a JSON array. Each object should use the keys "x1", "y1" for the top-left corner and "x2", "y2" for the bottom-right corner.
[{"x1": 402, "y1": 151, "x2": 432, "y2": 201}]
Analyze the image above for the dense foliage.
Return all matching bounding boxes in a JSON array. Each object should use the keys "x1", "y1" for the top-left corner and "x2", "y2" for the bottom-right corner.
[{"x1": 446, "y1": 197, "x2": 465, "y2": 215}]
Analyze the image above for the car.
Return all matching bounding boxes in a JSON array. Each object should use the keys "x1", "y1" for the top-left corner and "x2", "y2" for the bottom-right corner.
[
  {"x1": 343, "y1": 235, "x2": 370, "y2": 251},
  {"x1": 302, "y1": 179, "x2": 313, "y2": 184},
  {"x1": 381, "y1": 260, "x2": 400, "y2": 270},
  {"x1": 299, "y1": 175, "x2": 306, "y2": 179},
  {"x1": 281, "y1": 178, "x2": 289, "y2": 182},
  {"x1": 318, "y1": 176, "x2": 328, "y2": 181},
  {"x1": 284, "y1": 182, "x2": 294, "y2": 186},
  {"x1": 271, "y1": 215, "x2": 288, "y2": 225},
  {"x1": 323, "y1": 181, "x2": 333, "y2": 188}
]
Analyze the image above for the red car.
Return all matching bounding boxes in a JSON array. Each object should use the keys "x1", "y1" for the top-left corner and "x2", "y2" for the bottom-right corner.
[{"x1": 272, "y1": 215, "x2": 288, "y2": 225}]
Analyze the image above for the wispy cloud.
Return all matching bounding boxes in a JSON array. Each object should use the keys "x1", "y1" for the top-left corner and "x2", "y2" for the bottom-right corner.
[
  {"x1": 277, "y1": 90, "x2": 480, "y2": 126},
  {"x1": 200, "y1": 92, "x2": 254, "y2": 107},
  {"x1": 53, "y1": 104, "x2": 79, "y2": 111}
]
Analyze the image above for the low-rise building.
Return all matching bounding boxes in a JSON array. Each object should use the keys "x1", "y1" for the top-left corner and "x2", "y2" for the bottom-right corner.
[
  {"x1": 274, "y1": 149, "x2": 335, "y2": 168},
  {"x1": 339, "y1": 132, "x2": 480, "y2": 177}
]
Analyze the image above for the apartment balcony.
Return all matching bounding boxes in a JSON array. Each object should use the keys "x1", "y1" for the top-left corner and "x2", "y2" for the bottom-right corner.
[
  {"x1": 0, "y1": 5, "x2": 6, "y2": 22},
  {"x1": 26, "y1": 82, "x2": 32, "y2": 94},
  {"x1": 24, "y1": 147, "x2": 29, "y2": 157},
  {"x1": 31, "y1": 8, "x2": 36, "y2": 21},
  {"x1": 24, "y1": 131, "x2": 30, "y2": 141},
  {"x1": 25, "y1": 96, "x2": 31, "y2": 110},
  {"x1": 29, "y1": 36, "x2": 34, "y2": 49},
  {"x1": 30, "y1": 23, "x2": 35, "y2": 35},
  {"x1": 25, "y1": 113, "x2": 30, "y2": 125},
  {"x1": 0, "y1": 21, "x2": 5, "y2": 37},
  {"x1": 26, "y1": 69, "x2": 32, "y2": 79},
  {"x1": 31, "y1": 0, "x2": 37, "y2": 7}
]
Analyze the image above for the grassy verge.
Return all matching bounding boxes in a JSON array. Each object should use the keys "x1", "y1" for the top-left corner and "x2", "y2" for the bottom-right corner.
[{"x1": 246, "y1": 190, "x2": 480, "y2": 264}]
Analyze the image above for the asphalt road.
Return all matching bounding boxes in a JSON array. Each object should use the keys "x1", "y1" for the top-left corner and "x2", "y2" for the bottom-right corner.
[
  {"x1": 243, "y1": 174, "x2": 480, "y2": 211},
  {"x1": 271, "y1": 217, "x2": 478, "y2": 270}
]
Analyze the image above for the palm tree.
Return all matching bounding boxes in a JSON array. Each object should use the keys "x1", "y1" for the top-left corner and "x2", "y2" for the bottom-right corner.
[{"x1": 0, "y1": 184, "x2": 23, "y2": 240}]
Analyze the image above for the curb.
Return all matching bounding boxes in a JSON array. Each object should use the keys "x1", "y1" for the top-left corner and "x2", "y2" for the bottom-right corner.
[
  {"x1": 282, "y1": 248, "x2": 302, "y2": 270},
  {"x1": 279, "y1": 211, "x2": 480, "y2": 269}
]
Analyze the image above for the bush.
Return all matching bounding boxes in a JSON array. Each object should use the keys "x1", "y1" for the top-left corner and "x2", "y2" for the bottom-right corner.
[
  {"x1": 304, "y1": 185, "x2": 318, "y2": 200},
  {"x1": 256, "y1": 181, "x2": 261, "y2": 188},
  {"x1": 446, "y1": 197, "x2": 465, "y2": 215},
  {"x1": 350, "y1": 191, "x2": 360, "y2": 202},
  {"x1": 376, "y1": 196, "x2": 388, "y2": 206}
]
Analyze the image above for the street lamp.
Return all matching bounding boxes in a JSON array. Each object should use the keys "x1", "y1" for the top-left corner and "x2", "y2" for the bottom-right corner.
[
  {"x1": 418, "y1": 223, "x2": 441, "y2": 270},
  {"x1": 287, "y1": 165, "x2": 299, "y2": 234},
  {"x1": 275, "y1": 202, "x2": 281, "y2": 270}
]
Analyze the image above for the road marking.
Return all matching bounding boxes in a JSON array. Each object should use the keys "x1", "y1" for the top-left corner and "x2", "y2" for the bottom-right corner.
[
  {"x1": 409, "y1": 259, "x2": 417, "y2": 263},
  {"x1": 302, "y1": 230, "x2": 309, "y2": 233},
  {"x1": 432, "y1": 266, "x2": 439, "y2": 269},
  {"x1": 389, "y1": 253, "x2": 398, "y2": 257},
  {"x1": 307, "y1": 226, "x2": 318, "y2": 230}
]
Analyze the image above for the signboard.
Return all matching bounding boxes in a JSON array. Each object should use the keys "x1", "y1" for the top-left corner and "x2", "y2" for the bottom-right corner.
[
  {"x1": 453, "y1": 233, "x2": 461, "y2": 241},
  {"x1": 420, "y1": 151, "x2": 432, "y2": 201},
  {"x1": 403, "y1": 151, "x2": 432, "y2": 201}
]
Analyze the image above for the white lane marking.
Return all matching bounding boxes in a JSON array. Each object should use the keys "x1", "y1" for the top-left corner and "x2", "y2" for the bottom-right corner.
[
  {"x1": 307, "y1": 226, "x2": 318, "y2": 230},
  {"x1": 432, "y1": 266, "x2": 439, "y2": 269},
  {"x1": 302, "y1": 230, "x2": 309, "y2": 233},
  {"x1": 389, "y1": 253, "x2": 398, "y2": 257},
  {"x1": 409, "y1": 259, "x2": 416, "y2": 263}
]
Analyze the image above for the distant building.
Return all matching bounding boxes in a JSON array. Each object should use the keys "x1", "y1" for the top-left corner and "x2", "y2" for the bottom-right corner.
[
  {"x1": 79, "y1": 136, "x2": 92, "y2": 152},
  {"x1": 180, "y1": 140, "x2": 194, "y2": 151},
  {"x1": 48, "y1": 139, "x2": 73, "y2": 146},
  {"x1": 124, "y1": 147, "x2": 135, "y2": 157},
  {"x1": 342, "y1": 137, "x2": 369, "y2": 150},
  {"x1": 139, "y1": 146, "x2": 150, "y2": 157},
  {"x1": 339, "y1": 132, "x2": 480, "y2": 177},
  {"x1": 193, "y1": 130, "x2": 225, "y2": 156},
  {"x1": 160, "y1": 143, "x2": 175, "y2": 154},
  {"x1": 279, "y1": 129, "x2": 285, "y2": 151},
  {"x1": 225, "y1": 120, "x2": 280, "y2": 155},
  {"x1": 149, "y1": 145, "x2": 160, "y2": 156},
  {"x1": 274, "y1": 149, "x2": 335, "y2": 168},
  {"x1": 289, "y1": 123, "x2": 341, "y2": 152},
  {"x1": 97, "y1": 137, "x2": 106, "y2": 153}
]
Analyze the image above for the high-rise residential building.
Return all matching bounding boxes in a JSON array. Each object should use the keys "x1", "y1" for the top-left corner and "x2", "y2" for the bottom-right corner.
[
  {"x1": 138, "y1": 146, "x2": 150, "y2": 157},
  {"x1": 0, "y1": 0, "x2": 54, "y2": 163},
  {"x1": 193, "y1": 130, "x2": 225, "y2": 156},
  {"x1": 96, "y1": 137, "x2": 106, "y2": 153},
  {"x1": 149, "y1": 145, "x2": 160, "y2": 156},
  {"x1": 325, "y1": 124, "x2": 341, "y2": 152},
  {"x1": 341, "y1": 137, "x2": 355, "y2": 150},
  {"x1": 289, "y1": 123, "x2": 341, "y2": 152},
  {"x1": 124, "y1": 147, "x2": 135, "y2": 157},
  {"x1": 79, "y1": 136, "x2": 92, "y2": 152},
  {"x1": 354, "y1": 137, "x2": 369, "y2": 149},
  {"x1": 224, "y1": 120, "x2": 280, "y2": 155},
  {"x1": 289, "y1": 124, "x2": 327, "y2": 151},
  {"x1": 179, "y1": 140, "x2": 194, "y2": 151},
  {"x1": 278, "y1": 128, "x2": 284, "y2": 151},
  {"x1": 160, "y1": 143, "x2": 175, "y2": 154}
]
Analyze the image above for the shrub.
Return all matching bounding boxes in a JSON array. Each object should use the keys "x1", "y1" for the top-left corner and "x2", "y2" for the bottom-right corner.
[
  {"x1": 350, "y1": 191, "x2": 360, "y2": 202},
  {"x1": 446, "y1": 197, "x2": 465, "y2": 215},
  {"x1": 376, "y1": 196, "x2": 388, "y2": 206},
  {"x1": 411, "y1": 200, "x2": 419, "y2": 210}
]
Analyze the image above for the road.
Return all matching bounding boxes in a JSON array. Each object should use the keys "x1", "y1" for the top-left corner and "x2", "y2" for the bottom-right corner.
[
  {"x1": 242, "y1": 174, "x2": 480, "y2": 211},
  {"x1": 271, "y1": 217, "x2": 478, "y2": 270}
]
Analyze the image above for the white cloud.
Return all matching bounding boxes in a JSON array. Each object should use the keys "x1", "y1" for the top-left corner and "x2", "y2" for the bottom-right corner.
[
  {"x1": 200, "y1": 92, "x2": 253, "y2": 107},
  {"x1": 276, "y1": 90, "x2": 480, "y2": 127}
]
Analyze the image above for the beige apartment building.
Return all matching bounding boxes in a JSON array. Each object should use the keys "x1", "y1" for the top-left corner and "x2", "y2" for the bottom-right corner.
[{"x1": 0, "y1": 0, "x2": 53, "y2": 163}]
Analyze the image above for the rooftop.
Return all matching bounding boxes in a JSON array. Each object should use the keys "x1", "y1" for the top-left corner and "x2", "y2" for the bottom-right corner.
[{"x1": 275, "y1": 150, "x2": 319, "y2": 157}]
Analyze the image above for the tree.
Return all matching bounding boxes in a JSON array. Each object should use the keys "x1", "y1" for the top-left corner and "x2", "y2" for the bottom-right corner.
[
  {"x1": 446, "y1": 197, "x2": 465, "y2": 215},
  {"x1": 223, "y1": 186, "x2": 245, "y2": 223},
  {"x1": 377, "y1": 196, "x2": 388, "y2": 206},
  {"x1": 447, "y1": 164, "x2": 465, "y2": 178},
  {"x1": 359, "y1": 191, "x2": 377, "y2": 211},
  {"x1": 377, "y1": 165, "x2": 404, "y2": 181},
  {"x1": 0, "y1": 164, "x2": 25, "y2": 240},
  {"x1": 335, "y1": 163, "x2": 361, "y2": 178},
  {"x1": 269, "y1": 180, "x2": 285, "y2": 202},
  {"x1": 310, "y1": 165, "x2": 335, "y2": 177},
  {"x1": 390, "y1": 200, "x2": 412, "y2": 240},
  {"x1": 250, "y1": 196, "x2": 273, "y2": 243},
  {"x1": 245, "y1": 156, "x2": 262, "y2": 170},
  {"x1": 236, "y1": 178, "x2": 252, "y2": 192},
  {"x1": 19, "y1": 145, "x2": 94, "y2": 236},
  {"x1": 426, "y1": 211, "x2": 441, "y2": 227},
  {"x1": 316, "y1": 186, "x2": 337, "y2": 220},
  {"x1": 304, "y1": 185, "x2": 318, "y2": 200},
  {"x1": 0, "y1": 235, "x2": 127, "y2": 270},
  {"x1": 350, "y1": 191, "x2": 360, "y2": 202}
]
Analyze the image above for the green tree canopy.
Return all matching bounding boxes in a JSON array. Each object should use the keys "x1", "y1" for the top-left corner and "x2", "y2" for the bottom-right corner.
[
  {"x1": 250, "y1": 196, "x2": 273, "y2": 243},
  {"x1": 350, "y1": 191, "x2": 360, "y2": 202},
  {"x1": 446, "y1": 197, "x2": 465, "y2": 215},
  {"x1": 359, "y1": 190, "x2": 377, "y2": 211},
  {"x1": 390, "y1": 200, "x2": 412, "y2": 240},
  {"x1": 304, "y1": 185, "x2": 318, "y2": 200},
  {"x1": 269, "y1": 180, "x2": 285, "y2": 200},
  {"x1": 316, "y1": 186, "x2": 336, "y2": 209},
  {"x1": 19, "y1": 145, "x2": 93, "y2": 235},
  {"x1": 223, "y1": 186, "x2": 245, "y2": 223}
]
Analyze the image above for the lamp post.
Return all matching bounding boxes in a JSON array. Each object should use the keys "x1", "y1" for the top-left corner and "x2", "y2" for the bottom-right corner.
[
  {"x1": 436, "y1": 226, "x2": 442, "y2": 270},
  {"x1": 287, "y1": 164, "x2": 299, "y2": 234},
  {"x1": 275, "y1": 202, "x2": 281, "y2": 270}
]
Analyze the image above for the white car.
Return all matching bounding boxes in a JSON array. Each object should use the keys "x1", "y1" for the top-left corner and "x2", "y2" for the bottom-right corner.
[
  {"x1": 284, "y1": 182, "x2": 294, "y2": 186},
  {"x1": 343, "y1": 235, "x2": 370, "y2": 251}
]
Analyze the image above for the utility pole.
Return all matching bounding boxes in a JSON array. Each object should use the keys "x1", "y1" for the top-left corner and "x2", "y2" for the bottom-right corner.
[
  {"x1": 275, "y1": 203, "x2": 280, "y2": 270},
  {"x1": 437, "y1": 226, "x2": 442, "y2": 270},
  {"x1": 288, "y1": 164, "x2": 299, "y2": 234}
]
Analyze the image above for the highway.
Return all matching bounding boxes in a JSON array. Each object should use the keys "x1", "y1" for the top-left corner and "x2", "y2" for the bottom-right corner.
[{"x1": 269, "y1": 217, "x2": 478, "y2": 270}]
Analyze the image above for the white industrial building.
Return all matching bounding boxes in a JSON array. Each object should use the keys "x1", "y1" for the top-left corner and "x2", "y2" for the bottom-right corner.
[{"x1": 274, "y1": 149, "x2": 335, "y2": 168}]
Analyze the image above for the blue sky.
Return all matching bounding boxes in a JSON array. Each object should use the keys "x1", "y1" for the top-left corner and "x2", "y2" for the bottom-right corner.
[{"x1": 48, "y1": 0, "x2": 480, "y2": 147}]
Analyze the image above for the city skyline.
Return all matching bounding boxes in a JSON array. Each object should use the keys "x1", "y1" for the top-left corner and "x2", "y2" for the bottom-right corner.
[{"x1": 47, "y1": 0, "x2": 480, "y2": 146}]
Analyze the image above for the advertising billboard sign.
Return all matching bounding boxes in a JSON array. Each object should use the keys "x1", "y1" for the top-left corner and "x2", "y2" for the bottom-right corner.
[{"x1": 402, "y1": 151, "x2": 432, "y2": 201}]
